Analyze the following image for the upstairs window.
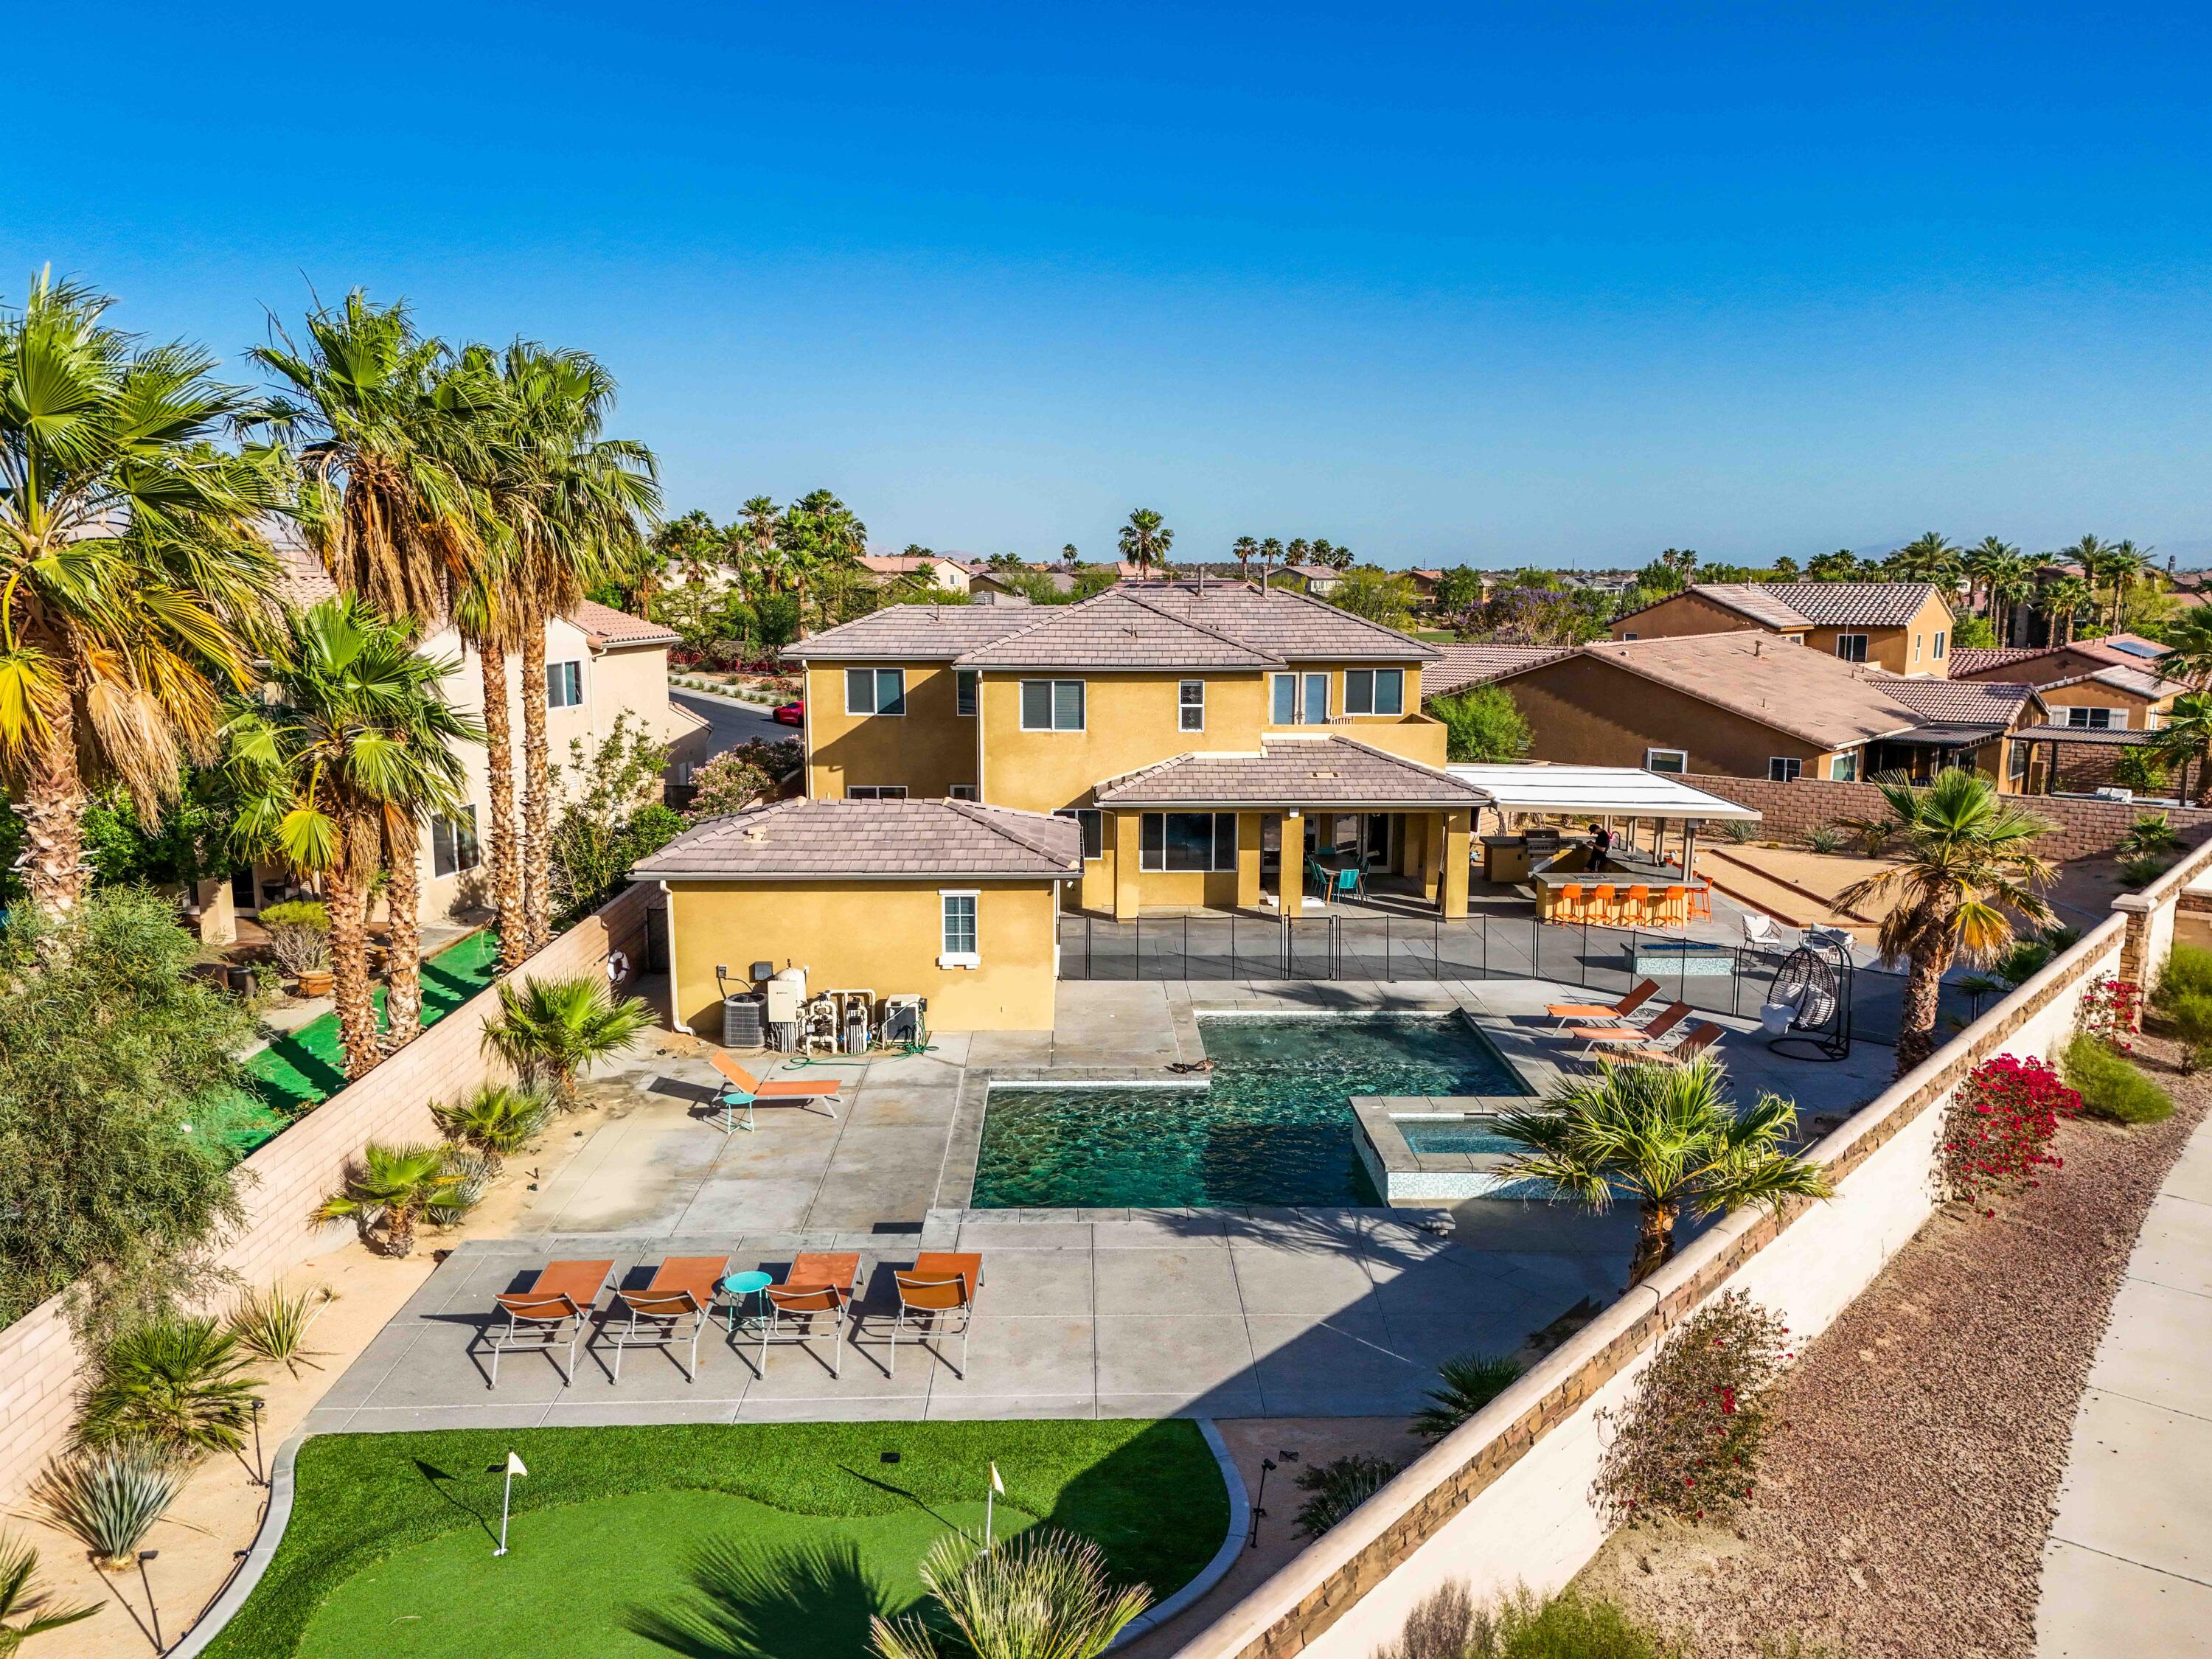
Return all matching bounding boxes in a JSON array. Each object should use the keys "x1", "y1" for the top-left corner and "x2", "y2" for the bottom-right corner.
[
  {"x1": 956, "y1": 669, "x2": 978, "y2": 717},
  {"x1": 1834, "y1": 634, "x2": 1869, "y2": 664},
  {"x1": 1301, "y1": 672, "x2": 1331, "y2": 724},
  {"x1": 1645, "y1": 748, "x2": 1688, "y2": 774},
  {"x1": 1270, "y1": 673, "x2": 1299, "y2": 725},
  {"x1": 845, "y1": 667, "x2": 906, "y2": 715},
  {"x1": 1053, "y1": 807, "x2": 1105, "y2": 859},
  {"x1": 1344, "y1": 669, "x2": 1405, "y2": 715},
  {"x1": 548, "y1": 661, "x2": 584, "y2": 708},
  {"x1": 1933, "y1": 631, "x2": 1947, "y2": 660},
  {"x1": 846, "y1": 785, "x2": 908, "y2": 799},
  {"x1": 431, "y1": 808, "x2": 481, "y2": 877},
  {"x1": 1020, "y1": 679, "x2": 1085, "y2": 731},
  {"x1": 947, "y1": 784, "x2": 978, "y2": 801},
  {"x1": 2065, "y1": 706, "x2": 2121, "y2": 729},
  {"x1": 1179, "y1": 680, "x2": 1206, "y2": 732},
  {"x1": 1768, "y1": 757, "x2": 1803, "y2": 782}
]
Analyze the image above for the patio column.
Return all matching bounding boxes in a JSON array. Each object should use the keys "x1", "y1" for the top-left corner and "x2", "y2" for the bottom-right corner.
[
  {"x1": 1441, "y1": 808, "x2": 1472, "y2": 918},
  {"x1": 1237, "y1": 812, "x2": 1265, "y2": 909},
  {"x1": 1277, "y1": 809, "x2": 1306, "y2": 917},
  {"x1": 1419, "y1": 810, "x2": 1442, "y2": 902},
  {"x1": 1112, "y1": 812, "x2": 1144, "y2": 922}
]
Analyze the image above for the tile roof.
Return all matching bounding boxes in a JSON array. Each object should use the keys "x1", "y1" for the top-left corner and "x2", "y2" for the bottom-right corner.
[
  {"x1": 1871, "y1": 674, "x2": 2037, "y2": 730},
  {"x1": 274, "y1": 535, "x2": 339, "y2": 608},
  {"x1": 1422, "y1": 644, "x2": 1574, "y2": 698},
  {"x1": 1093, "y1": 735, "x2": 1488, "y2": 808},
  {"x1": 956, "y1": 588, "x2": 1282, "y2": 669},
  {"x1": 2039, "y1": 665, "x2": 2191, "y2": 702},
  {"x1": 1947, "y1": 646, "x2": 2047, "y2": 676},
  {"x1": 632, "y1": 797, "x2": 1081, "y2": 880},
  {"x1": 1495, "y1": 633, "x2": 1927, "y2": 749},
  {"x1": 1127, "y1": 581, "x2": 1441, "y2": 661},
  {"x1": 782, "y1": 605, "x2": 1041, "y2": 661},
  {"x1": 1758, "y1": 581, "x2": 1947, "y2": 627},
  {"x1": 1688, "y1": 584, "x2": 1819, "y2": 629},
  {"x1": 571, "y1": 599, "x2": 678, "y2": 647},
  {"x1": 1950, "y1": 637, "x2": 2185, "y2": 691}
]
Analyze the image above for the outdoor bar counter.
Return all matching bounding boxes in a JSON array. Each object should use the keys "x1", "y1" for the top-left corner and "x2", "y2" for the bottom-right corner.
[{"x1": 1523, "y1": 845, "x2": 1686, "y2": 919}]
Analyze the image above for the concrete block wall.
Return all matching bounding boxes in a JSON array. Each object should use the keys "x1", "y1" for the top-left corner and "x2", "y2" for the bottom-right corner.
[{"x1": 0, "y1": 883, "x2": 656, "y2": 1508}]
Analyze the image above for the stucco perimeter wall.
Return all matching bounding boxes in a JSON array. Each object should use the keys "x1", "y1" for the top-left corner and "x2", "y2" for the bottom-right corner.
[
  {"x1": 1683, "y1": 772, "x2": 2212, "y2": 865},
  {"x1": 0, "y1": 883, "x2": 653, "y2": 1509},
  {"x1": 1174, "y1": 917, "x2": 2128, "y2": 1659}
]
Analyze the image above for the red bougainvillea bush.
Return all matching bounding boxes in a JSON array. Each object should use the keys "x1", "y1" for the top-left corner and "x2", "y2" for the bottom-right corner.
[
  {"x1": 2077, "y1": 975, "x2": 2143, "y2": 1051},
  {"x1": 1593, "y1": 1290, "x2": 1791, "y2": 1527},
  {"x1": 1941, "y1": 1053, "x2": 2081, "y2": 1207}
]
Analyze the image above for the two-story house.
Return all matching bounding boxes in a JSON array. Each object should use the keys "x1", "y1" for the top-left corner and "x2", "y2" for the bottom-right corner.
[
  {"x1": 785, "y1": 580, "x2": 1484, "y2": 921},
  {"x1": 1610, "y1": 582, "x2": 1958, "y2": 675}
]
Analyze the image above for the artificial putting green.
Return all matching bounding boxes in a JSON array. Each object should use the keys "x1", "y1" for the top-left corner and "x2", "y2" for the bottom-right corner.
[{"x1": 203, "y1": 1420, "x2": 1228, "y2": 1659}]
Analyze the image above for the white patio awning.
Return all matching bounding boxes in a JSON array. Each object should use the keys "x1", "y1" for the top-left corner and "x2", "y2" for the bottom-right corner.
[{"x1": 1443, "y1": 763, "x2": 1761, "y2": 821}]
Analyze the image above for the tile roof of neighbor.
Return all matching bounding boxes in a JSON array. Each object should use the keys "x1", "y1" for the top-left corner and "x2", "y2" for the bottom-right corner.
[
  {"x1": 1950, "y1": 637, "x2": 2185, "y2": 692},
  {"x1": 1871, "y1": 674, "x2": 2038, "y2": 730},
  {"x1": 782, "y1": 606, "x2": 1039, "y2": 661},
  {"x1": 1624, "y1": 580, "x2": 1949, "y2": 633},
  {"x1": 1491, "y1": 633, "x2": 1929, "y2": 749},
  {"x1": 1688, "y1": 584, "x2": 1821, "y2": 630},
  {"x1": 2039, "y1": 664, "x2": 2192, "y2": 702},
  {"x1": 1093, "y1": 735, "x2": 1488, "y2": 807},
  {"x1": 632, "y1": 797, "x2": 1081, "y2": 880},
  {"x1": 572, "y1": 599, "x2": 679, "y2": 647},
  {"x1": 1422, "y1": 644, "x2": 1575, "y2": 698},
  {"x1": 1947, "y1": 646, "x2": 2048, "y2": 676}
]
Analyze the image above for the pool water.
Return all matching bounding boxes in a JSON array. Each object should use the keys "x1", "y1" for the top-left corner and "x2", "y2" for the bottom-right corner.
[
  {"x1": 972, "y1": 1013, "x2": 1530, "y2": 1208},
  {"x1": 1397, "y1": 1120, "x2": 1523, "y2": 1156}
]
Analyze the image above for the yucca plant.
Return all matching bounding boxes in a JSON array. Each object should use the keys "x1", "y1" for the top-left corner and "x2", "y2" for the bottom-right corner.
[
  {"x1": 0, "y1": 1534, "x2": 99, "y2": 1651},
  {"x1": 869, "y1": 1528, "x2": 1152, "y2": 1659},
  {"x1": 313, "y1": 1141, "x2": 482, "y2": 1257},
  {"x1": 76, "y1": 1318, "x2": 260, "y2": 1459},
  {"x1": 1293, "y1": 1454, "x2": 1402, "y2": 1538},
  {"x1": 431, "y1": 1082, "x2": 552, "y2": 1172},
  {"x1": 226, "y1": 1282, "x2": 332, "y2": 1378},
  {"x1": 430, "y1": 1150, "x2": 494, "y2": 1227},
  {"x1": 480, "y1": 972, "x2": 654, "y2": 1109},
  {"x1": 1411, "y1": 1352, "x2": 1526, "y2": 1443},
  {"x1": 29, "y1": 1451, "x2": 181, "y2": 1573}
]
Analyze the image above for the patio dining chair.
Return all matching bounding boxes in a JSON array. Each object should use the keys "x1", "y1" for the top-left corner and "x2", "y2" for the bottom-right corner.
[
  {"x1": 599, "y1": 1255, "x2": 728, "y2": 1382},
  {"x1": 487, "y1": 1259, "x2": 616, "y2": 1387},
  {"x1": 1659, "y1": 885, "x2": 1690, "y2": 928},
  {"x1": 708, "y1": 1051, "x2": 841, "y2": 1135},
  {"x1": 1331, "y1": 866, "x2": 1366, "y2": 903},
  {"x1": 888, "y1": 1251, "x2": 983, "y2": 1378}
]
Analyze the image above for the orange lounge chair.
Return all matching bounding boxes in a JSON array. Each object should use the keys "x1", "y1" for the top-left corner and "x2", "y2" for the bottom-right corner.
[
  {"x1": 487, "y1": 1259, "x2": 616, "y2": 1386},
  {"x1": 709, "y1": 1051, "x2": 842, "y2": 1134},
  {"x1": 1644, "y1": 1022, "x2": 1724, "y2": 1066},
  {"x1": 1568, "y1": 1001, "x2": 1689, "y2": 1057},
  {"x1": 1545, "y1": 978, "x2": 1659, "y2": 1029},
  {"x1": 599, "y1": 1255, "x2": 729, "y2": 1381},
  {"x1": 889, "y1": 1251, "x2": 983, "y2": 1379},
  {"x1": 759, "y1": 1252, "x2": 860, "y2": 1377}
]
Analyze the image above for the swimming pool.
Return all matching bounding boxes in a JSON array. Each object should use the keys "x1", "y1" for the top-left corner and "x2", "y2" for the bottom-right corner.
[
  {"x1": 970, "y1": 1012, "x2": 1530, "y2": 1208},
  {"x1": 1396, "y1": 1119, "x2": 1524, "y2": 1157}
]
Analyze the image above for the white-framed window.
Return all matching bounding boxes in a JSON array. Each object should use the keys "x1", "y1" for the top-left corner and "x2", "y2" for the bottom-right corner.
[
  {"x1": 939, "y1": 890, "x2": 979, "y2": 967},
  {"x1": 1768, "y1": 757, "x2": 1803, "y2": 782},
  {"x1": 956, "y1": 669, "x2": 978, "y2": 717},
  {"x1": 2065, "y1": 706, "x2": 2123, "y2": 729},
  {"x1": 1344, "y1": 668, "x2": 1405, "y2": 715},
  {"x1": 2009, "y1": 740, "x2": 2029, "y2": 782},
  {"x1": 1270, "y1": 673, "x2": 1299, "y2": 725},
  {"x1": 1933, "y1": 631, "x2": 1947, "y2": 660},
  {"x1": 1053, "y1": 807, "x2": 1105, "y2": 859},
  {"x1": 947, "y1": 784, "x2": 978, "y2": 801},
  {"x1": 1621, "y1": 631, "x2": 1639, "y2": 641},
  {"x1": 1140, "y1": 811, "x2": 1238, "y2": 872},
  {"x1": 1915, "y1": 633, "x2": 1924, "y2": 661},
  {"x1": 1834, "y1": 634, "x2": 1869, "y2": 664},
  {"x1": 1645, "y1": 748, "x2": 1688, "y2": 774},
  {"x1": 1832, "y1": 751, "x2": 1860, "y2": 782},
  {"x1": 845, "y1": 667, "x2": 906, "y2": 716},
  {"x1": 431, "y1": 807, "x2": 481, "y2": 877},
  {"x1": 1019, "y1": 679, "x2": 1085, "y2": 731},
  {"x1": 548, "y1": 660, "x2": 584, "y2": 708},
  {"x1": 1301, "y1": 672, "x2": 1331, "y2": 724},
  {"x1": 1179, "y1": 680, "x2": 1205, "y2": 732},
  {"x1": 846, "y1": 785, "x2": 909, "y2": 799}
]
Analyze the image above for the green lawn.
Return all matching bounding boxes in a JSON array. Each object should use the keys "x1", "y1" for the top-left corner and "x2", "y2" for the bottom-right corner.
[
  {"x1": 227, "y1": 930, "x2": 504, "y2": 1154},
  {"x1": 202, "y1": 1421, "x2": 1228, "y2": 1659}
]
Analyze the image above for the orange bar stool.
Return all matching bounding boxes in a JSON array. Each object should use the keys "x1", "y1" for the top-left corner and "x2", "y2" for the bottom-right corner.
[
  {"x1": 1556, "y1": 883, "x2": 1583, "y2": 922},
  {"x1": 1660, "y1": 884, "x2": 1690, "y2": 928},
  {"x1": 1590, "y1": 883, "x2": 1618, "y2": 925},
  {"x1": 1623, "y1": 884, "x2": 1651, "y2": 928},
  {"x1": 1688, "y1": 884, "x2": 1714, "y2": 922}
]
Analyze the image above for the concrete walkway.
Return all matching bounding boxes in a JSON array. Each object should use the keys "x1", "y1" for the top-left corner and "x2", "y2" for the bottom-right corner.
[{"x1": 2037, "y1": 1113, "x2": 2212, "y2": 1656}]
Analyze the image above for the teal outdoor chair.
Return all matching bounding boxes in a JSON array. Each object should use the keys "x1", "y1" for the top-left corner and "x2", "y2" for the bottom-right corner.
[{"x1": 1332, "y1": 865, "x2": 1366, "y2": 902}]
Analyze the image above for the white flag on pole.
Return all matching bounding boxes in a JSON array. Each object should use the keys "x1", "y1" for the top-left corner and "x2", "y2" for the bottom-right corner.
[
  {"x1": 990, "y1": 1463, "x2": 1004, "y2": 1495},
  {"x1": 507, "y1": 1452, "x2": 529, "y2": 1477}
]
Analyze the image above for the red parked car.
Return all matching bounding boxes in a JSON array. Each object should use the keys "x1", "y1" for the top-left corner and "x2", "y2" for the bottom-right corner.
[{"x1": 772, "y1": 700, "x2": 805, "y2": 726}]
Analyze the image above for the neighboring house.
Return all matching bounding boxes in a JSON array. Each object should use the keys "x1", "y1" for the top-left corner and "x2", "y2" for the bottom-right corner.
[
  {"x1": 1951, "y1": 637, "x2": 2188, "y2": 732},
  {"x1": 243, "y1": 545, "x2": 708, "y2": 925},
  {"x1": 1279, "y1": 563, "x2": 1345, "y2": 595},
  {"x1": 1609, "y1": 582, "x2": 1957, "y2": 676},
  {"x1": 1472, "y1": 632, "x2": 2038, "y2": 788},
  {"x1": 782, "y1": 580, "x2": 1478, "y2": 921},
  {"x1": 636, "y1": 796, "x2": 1080, "y2": 1032},
  {"x1": 1422, "y1": 644, "x2": 1572, "y2": 702},
  {"x1": 858, "y1": 552, "x2": 973, "y2": 594}
]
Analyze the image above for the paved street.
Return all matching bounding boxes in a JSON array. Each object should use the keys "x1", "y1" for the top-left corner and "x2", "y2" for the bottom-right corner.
[{"x1": 672, "y1": 684, "x2": 789, "y2": 754}]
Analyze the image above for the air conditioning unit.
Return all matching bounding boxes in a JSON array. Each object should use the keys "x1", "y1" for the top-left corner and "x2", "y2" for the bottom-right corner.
[{"x1": 721, "y1": 994, "x2": 765, "y2": 1048}]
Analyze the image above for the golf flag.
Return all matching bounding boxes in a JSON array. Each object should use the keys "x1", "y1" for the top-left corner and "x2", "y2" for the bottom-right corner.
[
  {"x1": 990, "y1": 1463, "x2": 1004, "y2": 1495},
  {"x1": 507, "y1": 1452, "x2": 529, "y2": 1478}
]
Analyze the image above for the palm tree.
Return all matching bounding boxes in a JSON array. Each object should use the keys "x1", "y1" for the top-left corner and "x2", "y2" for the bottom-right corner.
[
  {"x1": 1496, "y1": 1057, "x2": 1829, "y2": 1284},
  {"x1": 431, "y1": 1081, "x2": 551, "y2": 1172},
  {"x1": 2042, "y1": 573, "x2": 2096, "y2": 645},
  {"x1": 734, "y1": 495, "x2": 782, "y2": 597},
  {"x1": 0, "y1": 1534, "x2": 98, "y2": 1650},
  {"x1": 1118, "y1": 509, "x2": 1172, "y2": 579},
  {"x1": 1883, "y1": 532, "x2": 1962, "y2": 593},
  {"x1": 1060, "y1": 543, "x2": 1079, "y2": 567},
  {"x1": 480, "y1": 970, "x2": 653, "y2": 1109},
  {"x1": 74, "y1": 1318, "x2": 260, "y2": 1459},
  {"x1": 870, "y1": 1528, "x2": 1151, "y2": 1659},
  {"x1": 1962, "y1": 537, "x2": 2017, "y2": 626},
  {"x1": 1312, "y1": 537, "x2": 1353, "y2": 570},
  {"x1": 2152, "y1": 692, "x2": 2212, "y2": 806},
  {"x1": 1986, "y1": 552, "x2": 2036, "y2": 645},
  {"x1": 1231, "y1": 535, "x2": 1259, "y2": 580},
  {"x1": 0, "y1": 271, "x2": 285, "y2": 915},
  {"x1": 2160, "y1": 611, "x2": 2212, "y2": 691},
  {"x1": 776, "y1": 489, "x2": 864, "y2": 636},
  {"x1": 221, "y1": 597, "x2": 483, "y2": 1077},
  {"x1": 1838, "y1": 769, "x2": 2056, "y2": 1075},
  {"x1": 2104, "y1": 538, "x2": 2152, "y2": 632},
  {"x1": 1285, "y1": 537, "x2": 1311, "y2": 567},
  {"x1": 1258, "y1": 536, "x2": 1284, "y2": 577},
  {"x1": 313, "y1": 1141, "x2": 481, "y2": 1257}
]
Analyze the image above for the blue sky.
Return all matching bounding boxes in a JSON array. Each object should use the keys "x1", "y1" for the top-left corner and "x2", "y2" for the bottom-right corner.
[{"x1": 15, "y1": 2, "x2": 2212, "y2": 567}]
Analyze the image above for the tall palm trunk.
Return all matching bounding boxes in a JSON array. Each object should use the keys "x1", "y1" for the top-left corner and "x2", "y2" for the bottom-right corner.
[
  {"x1": 1893, "y1": 932, "x2": 1958, "y2": 1078},
  {"x1": 473, "y1": 637, "x2": 526, "y2": 971},
  {"x1": 326, "y1": 846, "x2": 382, "y2": 1079},
  {"x1": 518, "y1": 616, "x2": 552, "y2": 956},
  {"x1": 1630, "y1": 1200, "x2": 1678, "y2": 1284},
  {"x1": 20, "y1": 702, "x2": 90, "y2": 914},
  {"x1": 382, "y1": 813, "x2": 423, "y2": 1050}
]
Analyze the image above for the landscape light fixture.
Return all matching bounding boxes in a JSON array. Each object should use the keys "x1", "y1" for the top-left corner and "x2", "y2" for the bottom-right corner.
[
  {"x1": 250, "y1": 1397, "x2": 267, "y2": 1487},
  {"x1": 137, "y1": 1549, "x2": 162, "y2": 1652}
]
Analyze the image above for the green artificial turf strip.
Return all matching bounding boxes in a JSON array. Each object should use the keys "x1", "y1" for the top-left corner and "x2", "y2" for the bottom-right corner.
[
  {"x1": 202, "y1": 1419, "x2": 1228, "y2": 1659},
  {"x1": 232, "y1": 930, "x2": 504, "y2": 1145}
]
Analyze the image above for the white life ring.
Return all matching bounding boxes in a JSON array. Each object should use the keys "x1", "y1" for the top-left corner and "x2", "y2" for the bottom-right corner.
[{"x1": 606, "y1": 950, "x2": 630, "y2": 984}]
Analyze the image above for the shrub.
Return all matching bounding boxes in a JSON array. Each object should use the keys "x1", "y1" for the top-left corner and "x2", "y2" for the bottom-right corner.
[
  {"x1": 313, "y1": 1142, "x2": 484, "y2": 1257},
  {"x1": 480, "y1": 973, "x2": 654, "y2": 1109},
  {"x1": 1411, "y1": 1352, "x2": 1525, "y2": 1442},
  {"x1": 1433, "y1": 686, "x2": 1534, "y2": 764},
  {"x1": 687, "y1": 750, "x2": 773, "y2": 818},
  {"x1": 1375, "y1": 1582, "x2": 1683, "y2": 1659},
  {"x1": 1292, "y1": 1454, "x2": 1402, "y2": 1538},
  {"x1": 226, "y1": 1282, "x2": 332, "y2": 1378},
  {"x1": 2113, "y1": 748, "x2": 2168, "y2": 796},
  {"x1": 431, "y1": 1082, "x2": 552, "y2": 1172},
  {"x1": 1720, "y1": 820, "x2": 1759, "y2": 844},
  {"x1": 1941, "y1": 1054, "x2": 2079, "y2": 1205},
  {"x1": 257, "y1": 900, "x2": 331, "y2": 976},
  {"x1": 1593, "y1": 1289, "x2": 1791, "y2": 1526},
  {"x1": 29, "y1": 1450, "x2": 182, "y2": 1572},
  {"x1": 869, "y1": 1527, "x2": 1151, "y2": 1659},
  {"x1": 2118, "y1": 853, "x2": 2169, "y2": 888},
  {"x1": 0, "y1": 1532, "x2": 100, "y2": 1644},
  {"x1": 2118, "y1": 811, "x2": 2182, "y2": 859},
  {"x1": 2061, "y1": 1032, "x2": 2174, "y2": 1125},
  {"x1": 76, "y1": 1317, "x2": 261, "y2": 1459},
  {"x1": 2157, "y1": 942, "x2": 2212, "y2": 1004},
  {"x1": 1804, "y1": 824, "x2": 1847, "y2": 854},
  {"x1": 2076, "y1": 976, "x2": 2143, "y2": 1051}
]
